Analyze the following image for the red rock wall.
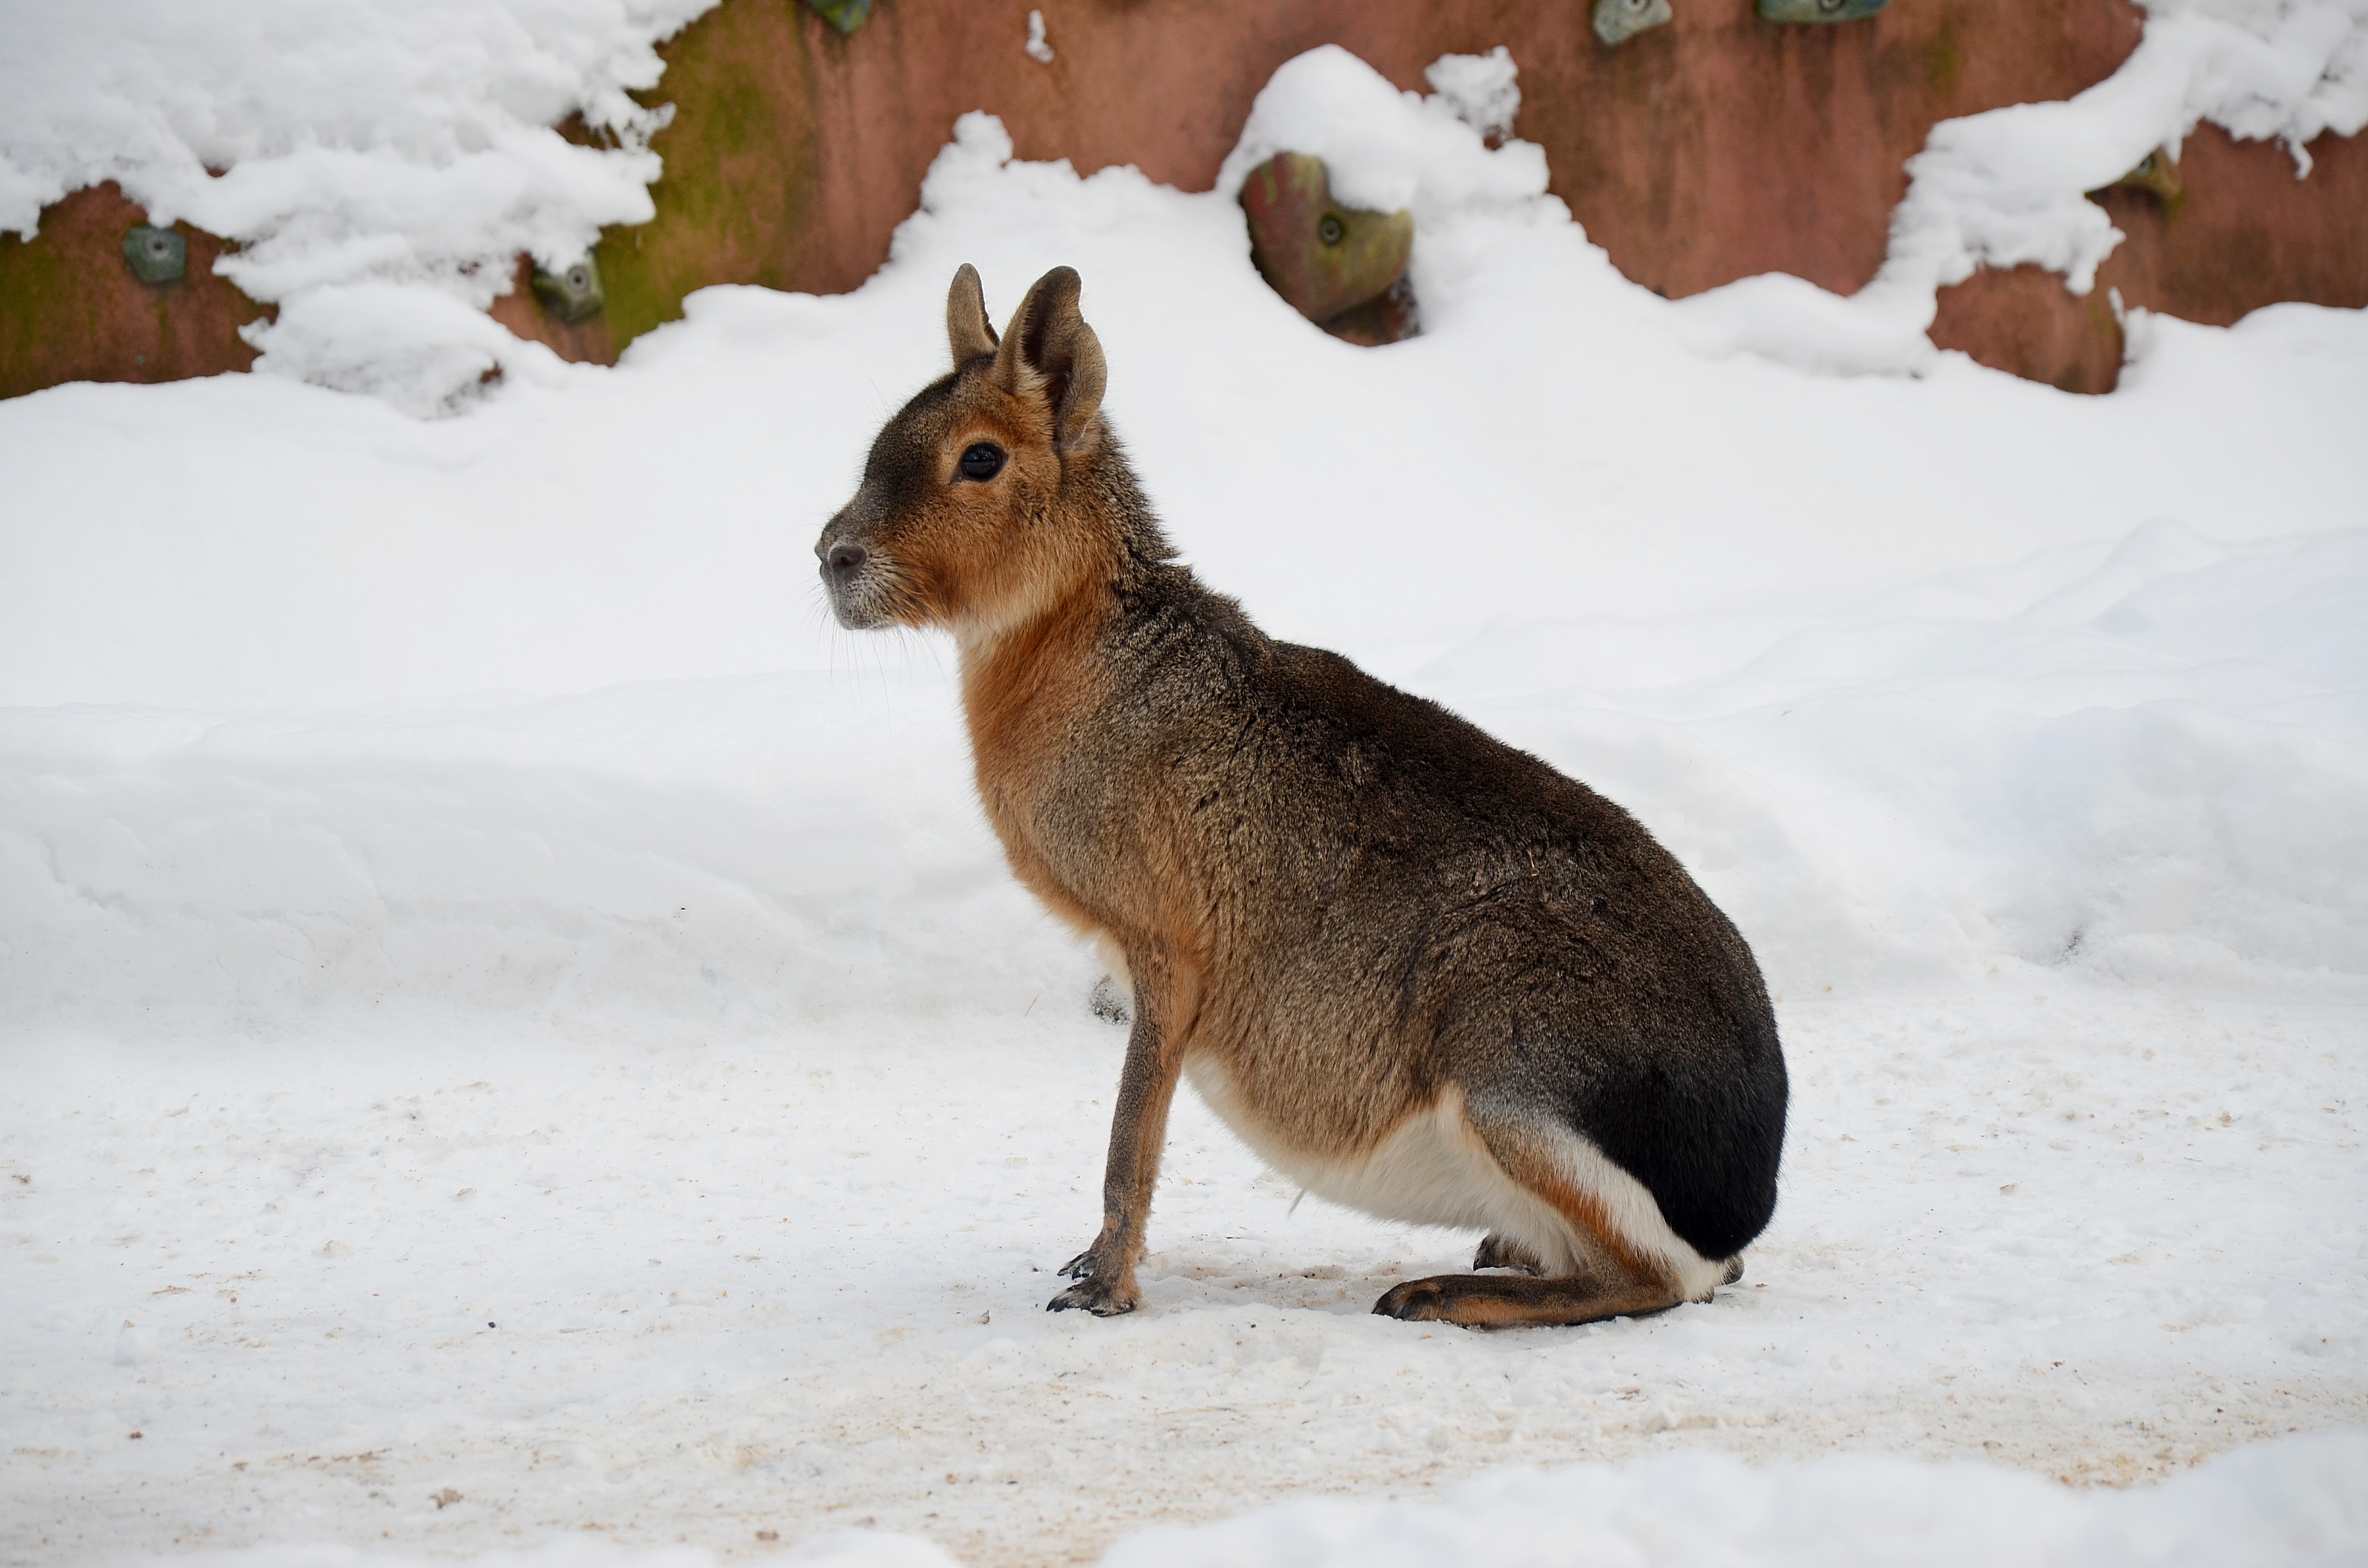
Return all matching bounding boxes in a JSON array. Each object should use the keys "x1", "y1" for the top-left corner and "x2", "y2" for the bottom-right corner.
[
  {"x1": 0, "y1": 184, "x2": 268, "y2": 400},
  {"x1": 563, "y1": 0, "x2": 2150, "y2": 315},
  {"x1": 1932, "y1": 123, "x2": 2368, "y2": 391},
  {"x1": 5, "y1": 0, "x2": 2363, "y2": 402}
]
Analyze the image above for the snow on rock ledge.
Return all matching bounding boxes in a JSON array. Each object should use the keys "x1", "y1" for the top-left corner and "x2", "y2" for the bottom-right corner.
[
  {"x1": 1213, "y1": 44, "x2": 1551, "y2": 222},
  {"x1": 1676, "y1": 0, "x2": 2368, "y2": 377},
  {"x1": 0, "y1": 0, "x2": 716, "y2": 415},
  {"x1": 8, "y1": 1, "x2": 2360, "y2": 410}
]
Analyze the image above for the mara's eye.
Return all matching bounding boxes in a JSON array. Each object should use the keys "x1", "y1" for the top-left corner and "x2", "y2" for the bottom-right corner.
[{"x1": 958, "y1": 443, "x2": 1006, "y2": 482}]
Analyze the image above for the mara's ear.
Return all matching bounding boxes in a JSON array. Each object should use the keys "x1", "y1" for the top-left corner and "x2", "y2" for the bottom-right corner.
[
  {"x1": 947, "y1": 263, "x2": 998, "y2": 366},
  {"x1": 992, "y1": 266, "x2": 1106, "y2": 456}
]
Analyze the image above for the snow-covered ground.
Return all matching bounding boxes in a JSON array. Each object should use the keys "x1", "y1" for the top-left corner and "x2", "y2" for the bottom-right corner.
[
  {"x1": 6, "y1": 983, "x2": 2366, "y2": 1565},
  {"x1": 4, "y1": 35, "x2": 2367, "y2": 1568}
]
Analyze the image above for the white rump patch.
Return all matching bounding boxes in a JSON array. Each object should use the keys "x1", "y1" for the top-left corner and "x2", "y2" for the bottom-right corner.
[{"x1": 1187, "y1": 1060, "x2": 1727, "y2": 1301}]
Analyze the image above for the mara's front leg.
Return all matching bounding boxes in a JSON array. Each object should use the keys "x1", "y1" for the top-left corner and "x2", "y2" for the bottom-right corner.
[{"x1": 1048, "y1": 952, "x2": 1196, "y2": 1316}]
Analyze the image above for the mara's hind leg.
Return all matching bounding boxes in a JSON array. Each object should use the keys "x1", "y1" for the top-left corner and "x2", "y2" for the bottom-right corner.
[
  {"x1": 1374, "y1": 1269, "x2": 1682, "y2": 1328},
  {"x1": 1374, "y1": 1103, "x2": 1723, "y2": 1328}
]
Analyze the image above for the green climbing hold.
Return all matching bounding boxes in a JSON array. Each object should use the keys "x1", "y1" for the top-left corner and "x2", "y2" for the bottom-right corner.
[
  {"x1": 1239, "y1": 152, "x2": 1413, "y2": 339},
  {"x1": 2114, "y1": 147, "x2": 2183, "y2": 206},
  {"x1": 1595, "y1": 0, "x2": 1673, "y2": 46},
  {"x1": 532, "y1": 254, "x2": 605, "y2": 324},
  {"x1": 1758, "y1": 0, "x2": 1890, "y2": 22},
  {"x1": 803, "y1": 0, "x2": 871, "y2": 35},
  {"x1": 122, "y1": 225, "x2": 186, "y2": 285}
]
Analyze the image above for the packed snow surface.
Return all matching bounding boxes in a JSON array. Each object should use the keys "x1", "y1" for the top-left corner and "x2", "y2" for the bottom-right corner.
[
  {"x1": 3, "y1": 36, "x2": 2366, "y2": 1568},
  {"x1": 38, "y1": 1435, "x2": 2368, "y2": 1567}
]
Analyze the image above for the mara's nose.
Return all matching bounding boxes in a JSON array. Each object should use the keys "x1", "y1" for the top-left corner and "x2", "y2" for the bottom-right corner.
[{"x1": 825, "y1": 541, "x2": 867, "y2": 580}]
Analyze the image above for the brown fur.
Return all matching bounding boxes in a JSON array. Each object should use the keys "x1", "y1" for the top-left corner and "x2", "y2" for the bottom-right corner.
[
  {"x1": 817, "y1": 265, "x2": 1788, "y2": 1326},
  {"x1": 1373, "y1": 1273, "x2": 1686, "y2": 1328}
]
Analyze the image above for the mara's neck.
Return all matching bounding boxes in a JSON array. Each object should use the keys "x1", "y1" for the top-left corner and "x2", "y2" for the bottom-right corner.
[
  {"x1": 952, "y1": 445, "x2": 1175, "y2": 755},
  {"x1": 953, "y1": 571, "x2": 1116, "y2": 760}
]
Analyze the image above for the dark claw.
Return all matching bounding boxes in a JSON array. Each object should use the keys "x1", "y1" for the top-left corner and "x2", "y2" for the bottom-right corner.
[
  {"x1": 1472, "y1": 1234, "x2": 1543, "y2": 1275},
  {"x1": 1058, "y1": 1249, "x2": 1096, "y2": 1280},
  {"x1": 1372, "y1": 1278, "x2": 1448, "y2": 1321},
  {"x1": 1048, "y1": 1282, "x2": 1136, "y2": 1316}
]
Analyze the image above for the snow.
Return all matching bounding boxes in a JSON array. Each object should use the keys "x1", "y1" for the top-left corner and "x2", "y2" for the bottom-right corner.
[
  {"x1": 1099, "y1": 1435, "x2": 2368, "y2": 1566},
  {"x1": 2, "y1": 0, "x2": 2361, "y2": 404},
  {"x1": 1216, "y1": 46, "x2": 1549, "y2": 217},
  {"x1": 1420, "y1": 48, "x2": 1521, "y2": 145},
  {"x1": 44, "y1": 1437, "x2": 2368, "y2": 1567},
  {"x1": 0, "y1": 0, "x2": 716, "y2": 414},
  {"x1": 6, "y1": 990, "x2": 2364, "y2": 1563},
  {"x1": 3, "y1": 26, "x2": 2366, "y2": 1568},
  {"x1": 1681, "y1": 0, "x2": 2368, "y2": 375}
]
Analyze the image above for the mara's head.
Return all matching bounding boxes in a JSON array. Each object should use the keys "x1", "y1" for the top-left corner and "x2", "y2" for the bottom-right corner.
[{"x1": 816, "y1": 263, "x2": 1132, "y2": 641}]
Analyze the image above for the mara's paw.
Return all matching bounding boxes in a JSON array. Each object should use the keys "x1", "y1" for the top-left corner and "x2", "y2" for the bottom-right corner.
[
  {"x1": 1058, "y1": 1248, "x2": 1098, "y2": 1280},
  {"x1": 1473, "y1": 1234, "x2": 1544, "y2": 1275},
  {"x1": 1047, "y1": 1273, "x2": 1138, "y2": 1317},
  {"x1": 1722, "y1": 1255, "x2": 1746, "y2": 1286},
  {"x1": 1372, "y1": 1277, "x2": 1458, "y2": 1324}
]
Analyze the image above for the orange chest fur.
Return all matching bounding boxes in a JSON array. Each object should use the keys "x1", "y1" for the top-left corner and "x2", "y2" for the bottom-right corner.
[{"x1": 960, "y1": 629, "x2": 1112, "y2": 898}]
